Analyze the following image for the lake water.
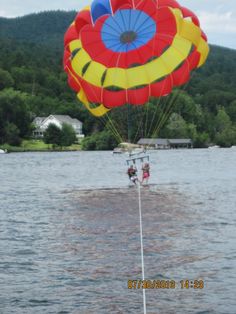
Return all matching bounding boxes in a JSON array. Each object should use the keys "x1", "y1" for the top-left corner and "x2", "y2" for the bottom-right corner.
[{"x1": 0, "y1": 149, "x2": 236, "y2": 314}]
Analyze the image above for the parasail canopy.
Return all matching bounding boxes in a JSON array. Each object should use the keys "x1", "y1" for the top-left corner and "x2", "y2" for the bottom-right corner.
[{"x1": 64, "y1": 0, "x2": 209, "y2": 117}]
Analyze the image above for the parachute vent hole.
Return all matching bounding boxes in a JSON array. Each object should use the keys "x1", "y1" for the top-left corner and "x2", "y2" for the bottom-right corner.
[{"x1": 120, "y1": 31, "x2": 137, "y2": 44}]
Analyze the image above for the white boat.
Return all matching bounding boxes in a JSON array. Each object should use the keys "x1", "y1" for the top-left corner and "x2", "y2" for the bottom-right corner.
[
  {"x1": 113, "y1": 143, "x2": 145, "y2": 155},
  {"x1": 112, "y1": 147, "x2": 124, "y2": 154},
  {"x1": 0, "y1": 149, "x2": 7, "y2": 154},
  {"x1": 208, "y1": 145, "x2": 220, "y2": 149}
]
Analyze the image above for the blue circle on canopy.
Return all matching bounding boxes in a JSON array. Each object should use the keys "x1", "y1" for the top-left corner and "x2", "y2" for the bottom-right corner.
[{"x1": 101, "y1": 9, "x2": 156, "y2": 53}]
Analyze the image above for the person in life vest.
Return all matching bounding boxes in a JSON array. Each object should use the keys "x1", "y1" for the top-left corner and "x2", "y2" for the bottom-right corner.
[
  {"x1": 127, "y1": 164, "x2": 138, "y2": 185},
  {"x1": 141, "y1": 162, "x2": 150, "y2": 184}
]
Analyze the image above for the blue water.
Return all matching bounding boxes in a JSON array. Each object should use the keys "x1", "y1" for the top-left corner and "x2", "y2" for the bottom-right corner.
[{"x1": 0, "y1": 149, "x2": 235, "y2": 313}]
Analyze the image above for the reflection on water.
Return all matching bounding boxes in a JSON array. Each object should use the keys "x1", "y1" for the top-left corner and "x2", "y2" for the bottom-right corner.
[{"x1": 0, "y1": 149, "x2": 236, "y2": 313}]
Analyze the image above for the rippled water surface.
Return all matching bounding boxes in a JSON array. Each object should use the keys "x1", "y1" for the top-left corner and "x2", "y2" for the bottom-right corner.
[{"x1": 0, "y1": 149, "x2": 236, "y2": 314}]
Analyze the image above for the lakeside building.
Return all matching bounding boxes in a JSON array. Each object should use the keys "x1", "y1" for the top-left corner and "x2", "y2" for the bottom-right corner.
[
  {"x1": 137, "y1": 138, "x2": 193, "y2": 149},
  {"x1": 32, "y1": 115, "x2": 84, "y2": 139}
]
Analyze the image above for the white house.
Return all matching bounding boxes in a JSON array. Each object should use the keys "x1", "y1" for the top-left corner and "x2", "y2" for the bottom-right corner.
[{"x1": 32, "y1": 115, "x2": 84, "y2": 139}]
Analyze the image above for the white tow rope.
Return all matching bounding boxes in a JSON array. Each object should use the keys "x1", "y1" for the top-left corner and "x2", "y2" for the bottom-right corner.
[{"x1": 138, "y1": 182, "x2": 147, "y2": 314}]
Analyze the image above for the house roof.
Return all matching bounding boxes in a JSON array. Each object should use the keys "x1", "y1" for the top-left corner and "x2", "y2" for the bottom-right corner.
[
  {"x1": 137, "y1": 138, "x2": 169, "y2": 145},
  {"x1": 168, "y1": 139, "x2": 192, "y2": 144},
  {"x1": 33, "y1": 115, "x2": 82, "y2": 127},
  {"x1": 52, "y1": 115, "x2": 82, "y2": 126},
  {"x1": 137, "y1": 138, "x2": 192, "y2": 145},
  {"x1": 33, "y1": 117, "x2": 46, "y2": 125}
]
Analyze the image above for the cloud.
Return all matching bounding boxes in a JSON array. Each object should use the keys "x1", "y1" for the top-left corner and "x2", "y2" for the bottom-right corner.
[
  {"x1": 0, "y1": 9, "x2": 9, "y2": 17},
  {"x1": 198, "y1": 10, "x2": 236, "y2": 33}
]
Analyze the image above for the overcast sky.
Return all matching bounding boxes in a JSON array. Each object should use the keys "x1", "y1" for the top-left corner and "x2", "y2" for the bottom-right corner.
[{"x1": 0, "y1": 0, "x2": 236, "y2": 49}]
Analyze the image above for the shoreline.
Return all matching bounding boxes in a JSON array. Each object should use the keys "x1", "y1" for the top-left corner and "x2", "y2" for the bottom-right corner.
[
  {"x1": 1, "y1": 147, "x2": 234, "y2": 154},
  {"x1": 0, "y1": 139, "x2": 82, "y2": 153},
  {"x1": 1, "y1": 148, "x2": 82, "y2": 153}
]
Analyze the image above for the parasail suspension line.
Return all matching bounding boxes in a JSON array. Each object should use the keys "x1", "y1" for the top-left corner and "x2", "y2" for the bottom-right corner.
[{"x1": 138, "y1": 182, "x2": 147, "y2": 314}]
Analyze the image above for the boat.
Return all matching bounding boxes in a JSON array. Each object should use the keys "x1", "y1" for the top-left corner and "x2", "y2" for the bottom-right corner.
[
  {"x1": 113, "y1": 142, "x2": 148, "y2": 157},
  {"x1": 112, "y1": 147, "x2": 124, "y2": 154},
  {"x1": 0, "y1": 149, "x2": 7, "y2": 154},
  {"x1": 208, "y1": 145, "x2": 220, "y2": 149}
]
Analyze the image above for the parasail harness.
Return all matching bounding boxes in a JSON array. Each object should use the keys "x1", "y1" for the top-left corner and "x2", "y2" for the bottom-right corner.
[{"x1": 126, "y1": 149, "x2": 149, "y2": 166}]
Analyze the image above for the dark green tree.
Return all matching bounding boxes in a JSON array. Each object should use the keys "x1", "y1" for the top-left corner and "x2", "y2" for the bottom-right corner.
[
  {"x1": 4, "y1": 122, "x2": 21, "y2": 146},
  {"x1": 165, "y1": 113, "x2": 189, "y2": 138},
  {"x1": 194, "y1": 132, "x2": 209, "y2": 148},
  {"x1": 82, "y1": 131, "x2": 117, "y2": 150},
  {"x1": 173, "y1": 91, "x2": 198, "y2": 123},
  {"x1": 213, "y1": 108, "x2": 236, "y2": 147},
  {"x1": 43, "y1": 123, "x2": 61, "y2": 147},
  {"x1": 60, "y1": 123, "x2": 77, "y2": 147},
  {"x1": 0, "y1": 69, "x2": 14, "y2": 90},
  {"x1": 215, "y1": 126, "x2": 236, "y2": 147},
  {"x1": 226, "y1": 100, "x2": 236, "y2": 123},
  {"x1": 0, "y1": 88, "x2": 32, "y2": 143},
  {"x1": 215, "y1": 107, "x2": 232, "y2": 132},
  {"x1": 81, "y1": 136, "x2": 97, "y2": 150}
]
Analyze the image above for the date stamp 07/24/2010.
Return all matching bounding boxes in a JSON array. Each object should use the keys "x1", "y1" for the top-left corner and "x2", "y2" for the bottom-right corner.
[{"x1": 128, "y1": 279, "x2": 204, "y2": 290}]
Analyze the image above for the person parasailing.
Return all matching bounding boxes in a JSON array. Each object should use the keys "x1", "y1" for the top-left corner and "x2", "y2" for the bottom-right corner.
[
  {"x1": 141, "y1": 162, "x2": 150, "y2": 185},
  {"x1": 127, "y1": 164, "x2": 138, "y2": 185}
]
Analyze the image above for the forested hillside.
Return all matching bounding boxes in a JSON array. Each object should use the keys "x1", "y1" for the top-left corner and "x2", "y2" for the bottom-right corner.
[
  {"x1": 0, "y1": 11, "x2": 76, "y2": 48},
  {"x1": 0, "y1": 11, "x2": 235, "y2": 148}
]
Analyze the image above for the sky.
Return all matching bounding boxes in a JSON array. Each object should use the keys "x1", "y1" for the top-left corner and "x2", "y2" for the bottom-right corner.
[{"x1": 0, "y1": 0, "x2": 236, "y2": 50}]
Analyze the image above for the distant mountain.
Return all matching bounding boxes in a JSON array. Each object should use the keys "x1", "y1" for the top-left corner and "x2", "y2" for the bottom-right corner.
[
  {"x1": 0, "y1": 11, "x2": 76, "y2": 49},
  {"x1": 1, "y1": 10, "x2": 236, "y2": 53}
]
